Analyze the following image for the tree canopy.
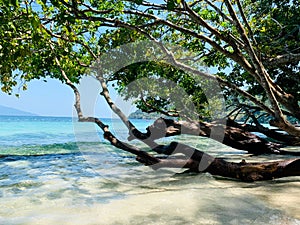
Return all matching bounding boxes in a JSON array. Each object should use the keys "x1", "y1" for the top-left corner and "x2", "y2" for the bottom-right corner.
[{"x1": 1, "y1": 0, "x2": 300, "y2": 131}]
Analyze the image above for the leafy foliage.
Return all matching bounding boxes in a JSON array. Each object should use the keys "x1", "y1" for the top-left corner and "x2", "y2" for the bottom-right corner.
[{"x1": 234, "y1": 0, "x2": 300, "y2": 100}]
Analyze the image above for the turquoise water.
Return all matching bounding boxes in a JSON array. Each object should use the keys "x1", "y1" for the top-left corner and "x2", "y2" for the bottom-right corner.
[{"x1": 0, "y1": 116, "x2": 299, "y2": 224}]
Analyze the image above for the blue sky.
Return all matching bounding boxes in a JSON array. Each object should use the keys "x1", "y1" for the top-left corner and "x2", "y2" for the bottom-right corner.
[
  {"x1": 0, "y1": 79, "x2": 76, "y2": 116},
  {"x1": 0, "y1": 78, "x2": 133, "y2": 117}
]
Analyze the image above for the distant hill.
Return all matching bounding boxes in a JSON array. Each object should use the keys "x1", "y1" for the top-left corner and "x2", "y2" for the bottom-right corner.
[
  {"x1": 0, "y1": 105, "x2": 37, "y2": 116},
  {"x1": 128, "y1": 110, "x2": 162, "y2": 120}
]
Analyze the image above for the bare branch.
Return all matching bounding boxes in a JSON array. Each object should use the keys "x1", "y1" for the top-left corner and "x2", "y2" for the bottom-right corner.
[
  {"x1": 182, "y1": 0, "x2": 237, "y2": 45},
  {"x1": 49, "y1": 43, "x2": 84, "y2": 118},
  {"x1": 203, "y1": 0, "x2": 233, "y2": 23},
  {"x1": 80, "y1": 3, "x2": 114, "y2": 14},
  {"x1": 141, "y1": 96, "x2": 180, "y2": 117},
  {"x1": 266, "y1": 53, "x2": 300, "y2": 66},
  {"x1": 236, "y1": 0, "x2": 257, "y2": 45},
  {"x1": 223, "y1": 0, "x2": 292, "y2": 131}
]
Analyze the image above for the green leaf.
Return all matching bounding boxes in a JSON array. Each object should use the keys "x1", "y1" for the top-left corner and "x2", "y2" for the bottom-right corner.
[
  {"x1": 8, "y1": 0, "x2": 19, "y2": 7},
  {"x1": 134, "y1": 0, "x2": 143, "y2": 4},
  {"x1": 167, "y1": 0, "x2": 176, "y2": 10}
]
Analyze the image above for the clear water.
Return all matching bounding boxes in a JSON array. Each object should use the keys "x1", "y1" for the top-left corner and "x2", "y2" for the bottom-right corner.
[{"x1": 0, "y1": 116, "x2": 299, "y2": 225}]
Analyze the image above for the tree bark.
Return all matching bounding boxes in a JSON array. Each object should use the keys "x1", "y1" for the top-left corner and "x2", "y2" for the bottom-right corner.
[
  {"x1": 144, "y1": 118, "x2": 300, "y2": 155},
  {"x1": 226, "y1": 118, "x2": 300, "y2": 146},
  {"x1": 137, "y1": 142, "x2": 300, "y2": 182}
]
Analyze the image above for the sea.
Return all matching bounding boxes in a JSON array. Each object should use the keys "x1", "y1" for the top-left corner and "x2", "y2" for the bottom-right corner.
[{"x1": 0, "y1": 115, "x2": 299, "y2": 225}]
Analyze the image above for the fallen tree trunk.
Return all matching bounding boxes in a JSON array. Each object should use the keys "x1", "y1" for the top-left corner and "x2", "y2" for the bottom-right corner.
[
  {"x1": 138, "y1": 142, "x2": 300, "y2": 182},
  {"x1": 143, "y1": 118, "x2": 300, "y2": 155},
  {"x1": 76, "y1": 117, "x2": 300, "y2": 182},
  {"x1": 225, "y1": 118, "x2": 300, "y2": 146}
]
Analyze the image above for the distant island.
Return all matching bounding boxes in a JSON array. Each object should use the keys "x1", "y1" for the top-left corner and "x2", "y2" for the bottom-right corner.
[
  {"x1": 128, "y1": 110, "x2": 162, "y2": 120},
  {"x1": 0, "y1": 105, "x2": 37, "y2": 116}
]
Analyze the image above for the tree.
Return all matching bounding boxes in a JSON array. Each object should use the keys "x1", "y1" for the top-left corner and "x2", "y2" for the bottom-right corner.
[{"x1": 0, "y1": 0, "x2": 299, "y2": 181}]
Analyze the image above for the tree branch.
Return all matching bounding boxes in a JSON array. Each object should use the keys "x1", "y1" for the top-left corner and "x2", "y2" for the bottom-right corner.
[
  {"x1": 148, "y1": 142, "x2": 300, "y2": 182},
  {"x1": 203, "y1": 0, "x2": 233, "y2": 24},
  {"x1": 140, "y1": 95, "x2": 180, "y2": 117},
  {"x1": 223, "y1": 0, "x2": 300, "y2": 136},
  {"x1": 50, "y1": 43, "x2": 160, "y2": 164},
  {"x1": 266, "y1": 53, "x2": 300, "y2": 66},
  {"x1": 236, "y1": 0, "x2": 257, "y2": 45}
]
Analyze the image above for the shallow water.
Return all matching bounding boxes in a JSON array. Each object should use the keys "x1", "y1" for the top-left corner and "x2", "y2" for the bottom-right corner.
[{"x1": 0, "y1": 116, "x2": 299, "y2": 224}]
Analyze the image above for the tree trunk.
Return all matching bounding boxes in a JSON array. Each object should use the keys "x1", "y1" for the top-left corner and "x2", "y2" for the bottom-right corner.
[
  {"x1": 225, "y1": 118, "x2": 300, "y2": 146},
  {"x1": 144, "y1": 118, "x2": 300, "y2": 155},
  {"x1": 137, "y1": 142, "x2": 300, "y2": 182}
]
